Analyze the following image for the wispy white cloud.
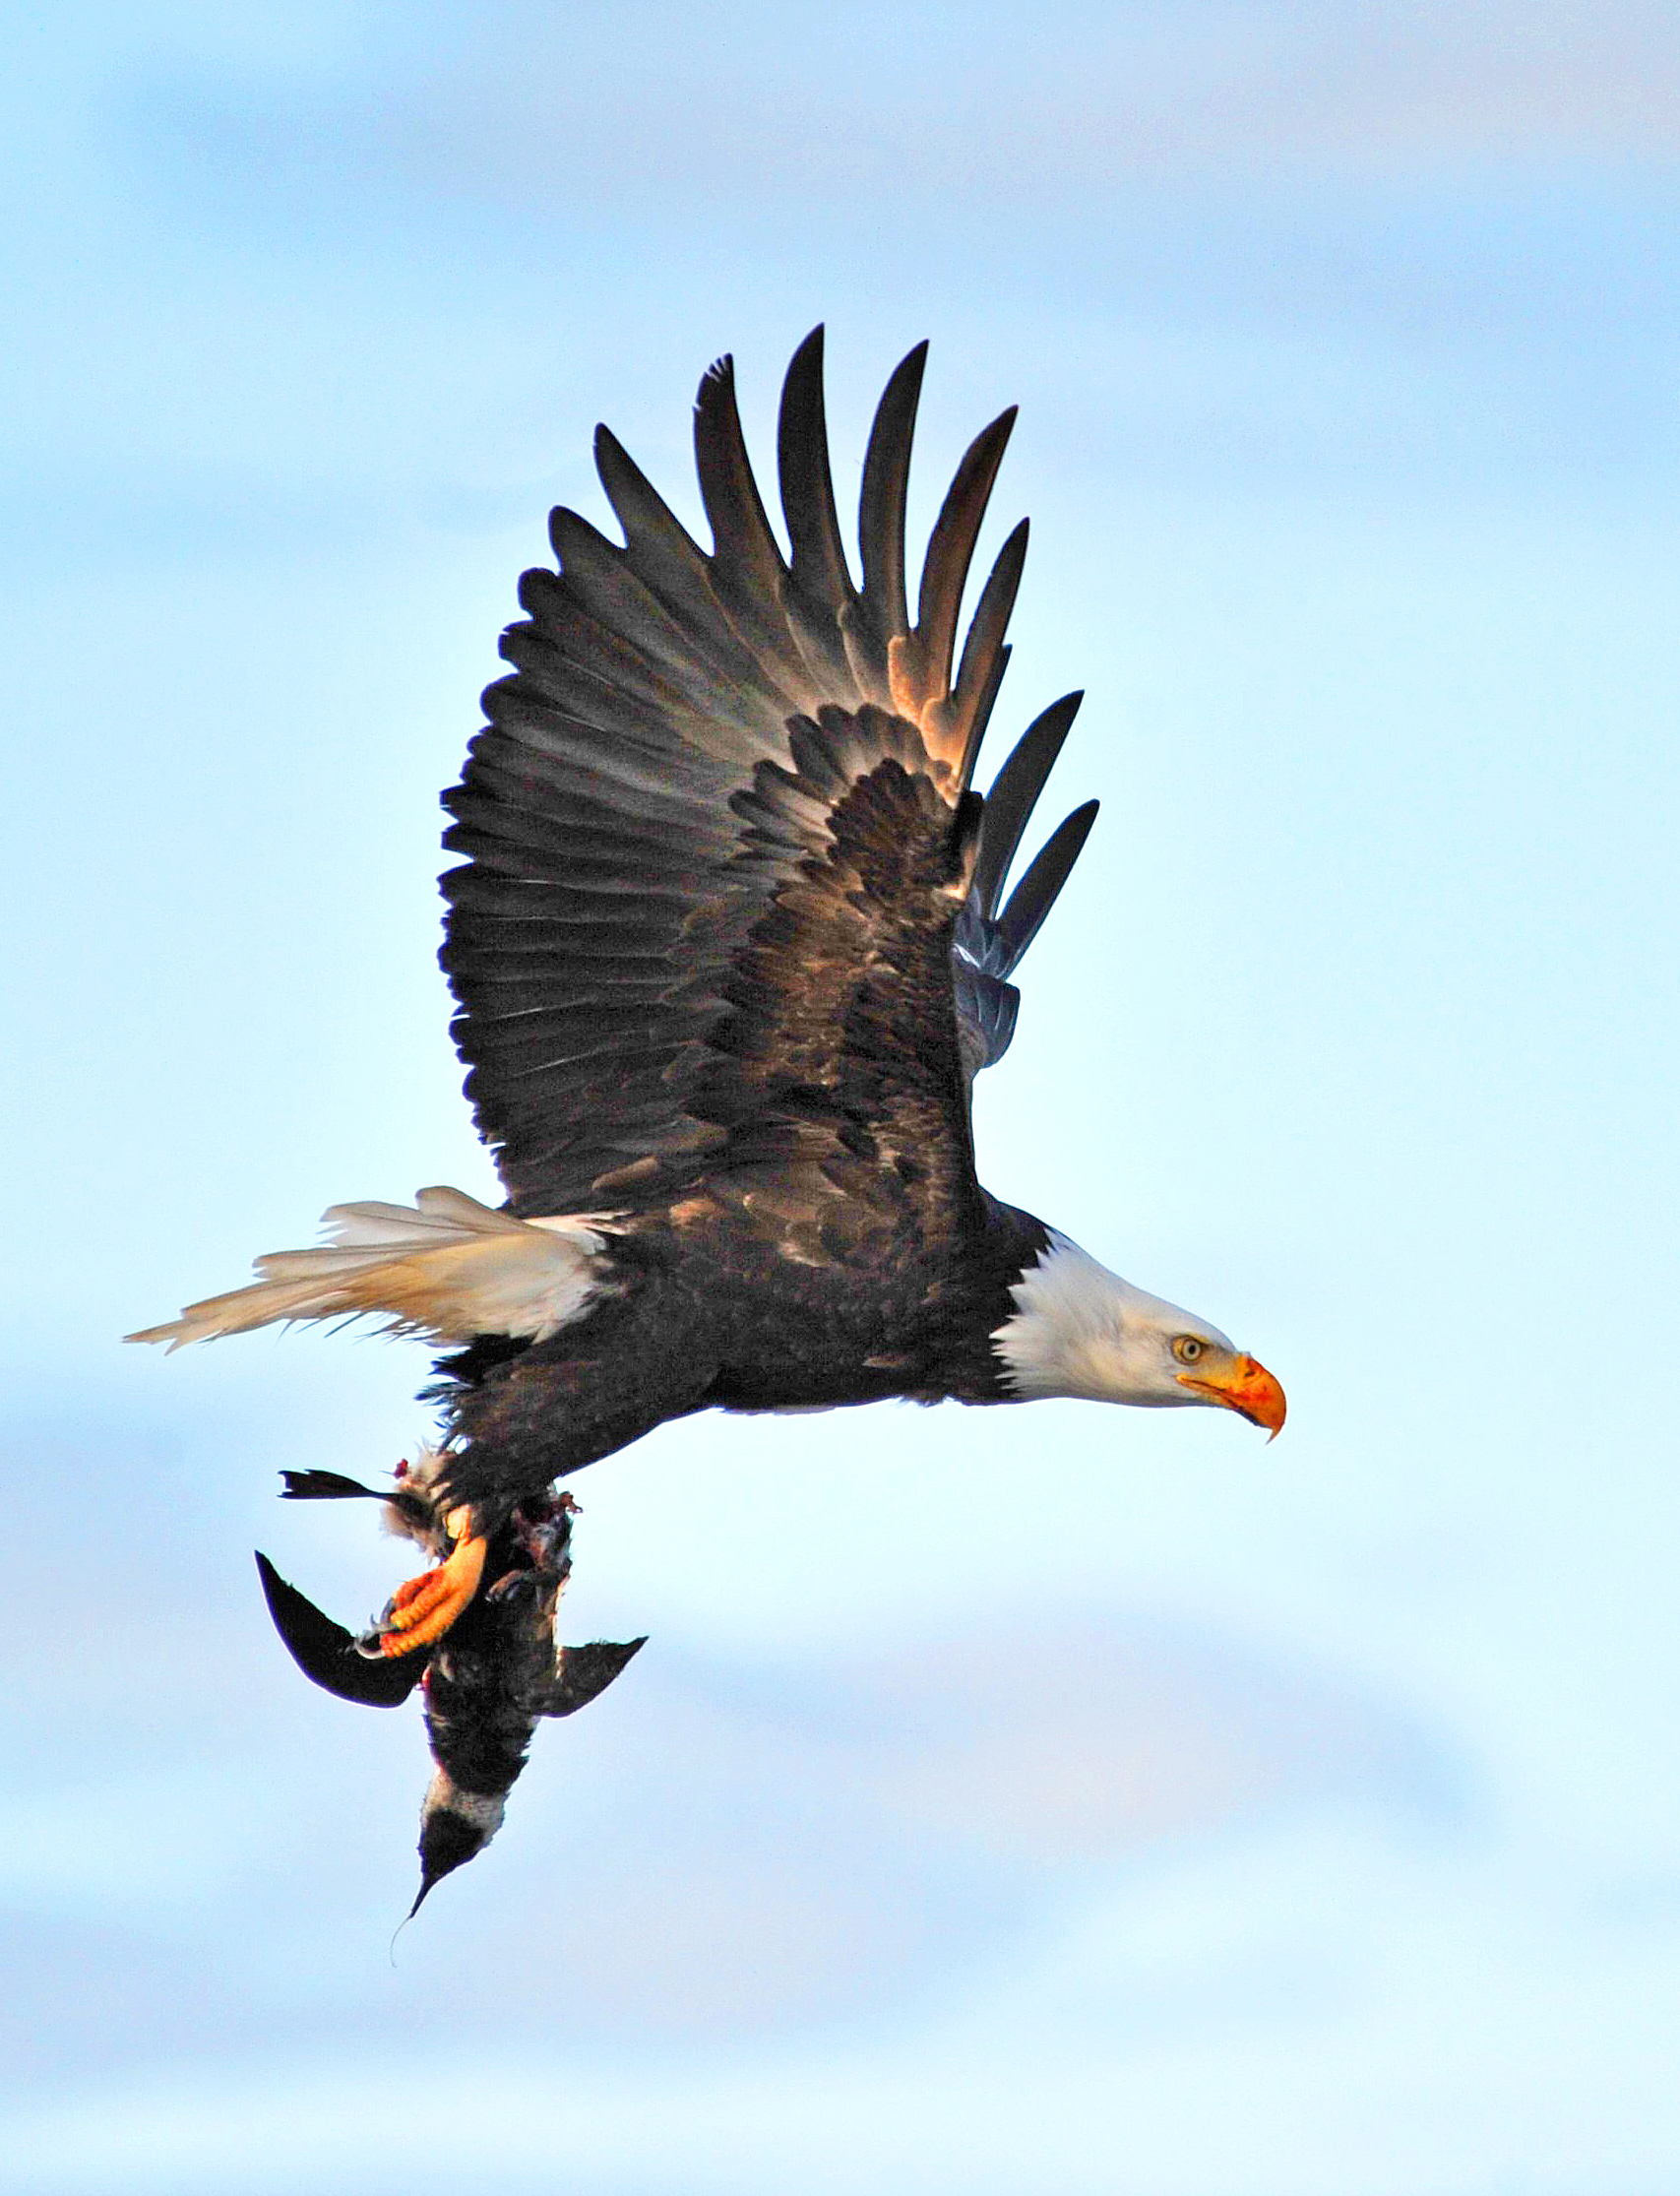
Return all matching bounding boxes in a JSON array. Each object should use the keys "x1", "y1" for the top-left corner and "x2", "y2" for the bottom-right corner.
[
  {"x1": 2, "y1": 1537, "x2": 1460, "y2": 2130},
  {"x1": 119, "y1": 0, "x2": 1680, "y2": 236},
  {"x1": 14, "y1": 1812, "x2": 1680, "y2": 2194}
]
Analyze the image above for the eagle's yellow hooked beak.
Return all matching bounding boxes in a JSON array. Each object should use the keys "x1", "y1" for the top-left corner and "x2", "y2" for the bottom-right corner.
[{"x1": 1176, "y1": 1351, "x2": 1287, "y2": 1439}]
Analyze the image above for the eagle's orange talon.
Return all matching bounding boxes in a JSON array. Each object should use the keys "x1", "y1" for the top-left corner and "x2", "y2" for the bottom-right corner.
[{"x1": 377, "y1": 1529, "x2": 487, "y2": 1658}]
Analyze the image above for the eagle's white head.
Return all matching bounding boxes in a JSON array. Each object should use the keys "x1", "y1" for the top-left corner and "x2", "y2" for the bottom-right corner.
[{"x1": 993, "y1": 1232, "x2": 1285, "y2": 1433}]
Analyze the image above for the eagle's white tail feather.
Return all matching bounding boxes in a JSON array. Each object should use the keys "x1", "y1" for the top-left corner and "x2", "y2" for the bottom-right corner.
[
  {"x1": 126, "y1": 1187, "x2": 613, "y2": 1350},
  {"x1": 319, "y1": 1186, "x2": 529, "y2": 1248}
]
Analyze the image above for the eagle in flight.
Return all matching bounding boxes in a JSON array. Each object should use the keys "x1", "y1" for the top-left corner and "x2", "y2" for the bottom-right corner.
[{"x1": 133, "y1": 330, "x2": 1284, "y2": 1659}]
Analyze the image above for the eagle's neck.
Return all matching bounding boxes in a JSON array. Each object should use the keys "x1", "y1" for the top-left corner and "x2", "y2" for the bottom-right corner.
[
  {"x1": 988, "y1": 1229, "x2": 1204, "y2": 1406},
  {"x1": 924, "y1": 1198, "x2": 1057, "y2": 1403}
]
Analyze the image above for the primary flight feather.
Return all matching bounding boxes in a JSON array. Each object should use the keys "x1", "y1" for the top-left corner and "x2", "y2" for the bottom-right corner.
[{"x1": 133, "y1": 329, "x2": 1284, "y2": 1657}]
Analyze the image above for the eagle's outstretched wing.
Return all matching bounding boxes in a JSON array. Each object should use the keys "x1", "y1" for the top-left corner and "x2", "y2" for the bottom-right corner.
[{"x1": 442, "y1": 329, "x2": 1093, "y2": 1223}]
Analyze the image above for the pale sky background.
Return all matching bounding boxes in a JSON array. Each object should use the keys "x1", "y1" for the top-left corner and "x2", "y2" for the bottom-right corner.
[{"x1": 4, "y1": 3, "x2": 1678, "y2": 2191}]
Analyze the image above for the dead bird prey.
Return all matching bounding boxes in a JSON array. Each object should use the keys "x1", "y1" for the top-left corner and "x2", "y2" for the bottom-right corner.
[
  {"x1": 258, "y1": 1455, "x2": 642, "y2": 1908},
  {"x1": 134, "y1": 329, "x2": 1284, "y2": 1677}
]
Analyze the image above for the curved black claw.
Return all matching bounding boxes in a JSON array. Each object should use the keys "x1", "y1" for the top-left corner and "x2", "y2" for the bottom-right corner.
[{"x1": 255, "y1": 1551, "x2": 427, "y2": 1708}]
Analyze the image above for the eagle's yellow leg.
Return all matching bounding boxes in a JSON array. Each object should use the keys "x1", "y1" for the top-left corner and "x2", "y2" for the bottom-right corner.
[{"x1": 377, "y1": 1509, "x2": 487, "y2": 1657}]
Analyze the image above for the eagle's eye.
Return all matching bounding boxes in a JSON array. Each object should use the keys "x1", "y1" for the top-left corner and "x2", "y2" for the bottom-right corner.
[{"x1": 1172, "y1": 1335, "x2": 1206, "y2": 1365}]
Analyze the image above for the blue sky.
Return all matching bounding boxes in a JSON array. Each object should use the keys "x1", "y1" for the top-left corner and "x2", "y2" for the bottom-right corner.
[{"x1": 4, "y1": 3, "x2": 1678, "y2": 2190}]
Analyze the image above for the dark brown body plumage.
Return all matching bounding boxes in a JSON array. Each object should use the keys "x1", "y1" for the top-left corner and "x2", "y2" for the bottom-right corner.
[{"x1": 433, "y1": 1191, "x2": 1054, "y2": 1504}]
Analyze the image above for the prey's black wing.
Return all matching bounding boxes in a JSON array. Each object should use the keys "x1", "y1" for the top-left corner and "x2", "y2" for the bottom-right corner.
[
  {"x1": 255, "y1": 1553, "x2": 423, "y2": 1709},
  {"x1": 442, "y1": 330, "x2": 1095, "y2": 1226}
]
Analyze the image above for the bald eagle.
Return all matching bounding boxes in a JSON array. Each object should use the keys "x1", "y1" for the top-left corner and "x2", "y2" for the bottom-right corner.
[{"x1": 132, "y1": 331, "x2": 1283, "y2": 1656}]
